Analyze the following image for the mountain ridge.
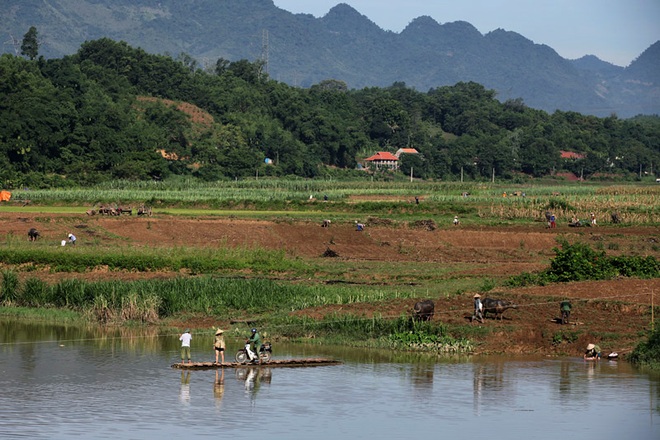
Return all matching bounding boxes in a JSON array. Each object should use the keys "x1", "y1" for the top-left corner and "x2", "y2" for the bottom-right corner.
[{"x1": 2, "y1": 0, "x2": 658, "y2": 117}]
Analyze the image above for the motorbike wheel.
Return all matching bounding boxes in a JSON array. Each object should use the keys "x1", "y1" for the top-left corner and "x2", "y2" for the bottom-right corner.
[
  {"x1": 235, "y1": 351, "x2": 248, "y2": 364},
  {"x1": 261, "y1": 351, "x2": 272, "y2": 363}
]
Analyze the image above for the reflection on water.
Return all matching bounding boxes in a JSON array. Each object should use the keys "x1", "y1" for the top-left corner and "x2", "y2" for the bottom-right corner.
[
  {"x1": 214, "y1": 369, "x2": 225, "y2": 409},
  {"x1": 410, "y1": 363, "x2": 434, "y2": 391},
  {"x1": 235, "y1": 366, "x2": 272, "y2": 406},
  {"x1": 179, "y1": 371, "x2": 191, "y2": 405},
  {"x1": 0, "y1": 319, "x2": 658, "y2": 439}
]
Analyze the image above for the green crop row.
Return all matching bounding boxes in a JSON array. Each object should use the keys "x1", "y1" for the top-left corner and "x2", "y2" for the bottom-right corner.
[
  {"x1": 0, "y1": 245, "x2": 303, "y2": 275},
  {"x1": 9, "y1": 179, "x2": 659, "y2": 224}
]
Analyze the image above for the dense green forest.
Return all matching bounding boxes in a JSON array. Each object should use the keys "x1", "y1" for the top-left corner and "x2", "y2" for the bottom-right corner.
[{"x1": 1, "y1": 37, "x2": 659, "y2": 188}]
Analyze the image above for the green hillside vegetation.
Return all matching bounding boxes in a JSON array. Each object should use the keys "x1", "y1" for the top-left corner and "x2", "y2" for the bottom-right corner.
[{"x1": 1, "y1": 37, "x2": 660, "y2": 189}]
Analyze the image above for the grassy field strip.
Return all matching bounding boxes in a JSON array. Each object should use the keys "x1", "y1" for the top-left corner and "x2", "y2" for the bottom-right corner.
[{"x1": 0, "y1": 206, "x2": 347, "y2": 219}]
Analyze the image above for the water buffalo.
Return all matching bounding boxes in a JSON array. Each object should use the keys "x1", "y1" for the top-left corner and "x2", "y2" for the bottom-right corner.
[
  {"x1": 412, "y1": 300, "x2": 435, "y2": 321},
  {"x1": 28, "y1": 228, "x2": 40, "y2": 241},
  {"x1": 482, "y1": 298, "x2": 517, "y2": 320}
]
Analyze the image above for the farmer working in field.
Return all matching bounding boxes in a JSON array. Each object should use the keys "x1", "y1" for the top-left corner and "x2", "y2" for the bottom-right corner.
[
  {"x1": 472, "y1": 293, "x2": 484, "y2": 323},
  {"x1": 560, "y1": 300, "x2": 572, "y2": 325}
]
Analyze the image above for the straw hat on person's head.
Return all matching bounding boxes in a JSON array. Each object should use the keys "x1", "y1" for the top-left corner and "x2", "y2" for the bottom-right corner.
[
  {"x1": 215, "y1": 328, "x2": 224, "y2": 335},
  {"x1": 586, "y1": 343, "x2": 595, "y2": 350},
  {"x1": 473, "y1": 293, "x2": 481, "y2": 298},
  {"x1": 184, "y1": 328, "x2": 190, "y2": 333}
]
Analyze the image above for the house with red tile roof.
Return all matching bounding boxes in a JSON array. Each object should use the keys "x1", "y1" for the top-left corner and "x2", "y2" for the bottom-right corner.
[
  {"x1": 560, "y1": 150, "x2": 586, "y2": 160},
  {"x1": 395, "y1": 148, "x2": 419, "y2": 157},
  {"x1": 364, "y1": 152, "x2": 399, "y2": 170}
]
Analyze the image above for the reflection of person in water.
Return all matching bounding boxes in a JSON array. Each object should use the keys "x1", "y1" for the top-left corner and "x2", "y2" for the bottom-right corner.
[
  {"x1": 472, "y1": 364, "x2": 485, "y2": 416},
  {"x1": 244, "y1": 367, "x2": 260, "y2": 393},
  {"x1": 214, "y1": 369, "x2": 225, "y2": 409},
  {"x1": 237, "y1": 367, "x2": 270, "y2": 399},
  {"x1": 259, "y1": 368, "x2": 272, "y2": 385},
  {"x1": 179, "y1": 371, "x2": 191, "y2": 405},
  {"x1": 558, "y1": 360, "x2": 571, "y2": 399}
]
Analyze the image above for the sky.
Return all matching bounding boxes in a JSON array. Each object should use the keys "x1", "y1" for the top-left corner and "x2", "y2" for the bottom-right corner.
[{"x1": 272, "y1": 0, "x2": 660, "y2": 67}]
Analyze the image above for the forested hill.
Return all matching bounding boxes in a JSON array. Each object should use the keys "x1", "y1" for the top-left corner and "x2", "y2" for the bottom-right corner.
[
  {"x1": 1, "y1": 39, "x2": 659, "y2": 188},
  {"x1": 2, "y1": 0, "x2": 659, "y2": 117}
]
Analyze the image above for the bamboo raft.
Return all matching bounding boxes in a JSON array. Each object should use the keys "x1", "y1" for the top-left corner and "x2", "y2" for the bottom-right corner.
[{"x1": 171, "y1": 358, "x2": 342, "y2": 370}]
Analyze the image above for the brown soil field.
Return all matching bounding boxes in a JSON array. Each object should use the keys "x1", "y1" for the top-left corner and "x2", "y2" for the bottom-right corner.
[{"x1": 2, "y1": 211, "x2": 659, "y2": 357}]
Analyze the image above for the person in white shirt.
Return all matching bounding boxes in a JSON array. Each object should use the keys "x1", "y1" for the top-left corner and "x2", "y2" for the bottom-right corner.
[{"x1": 179, "y1": 329, "x2": 193, "y2": 364}]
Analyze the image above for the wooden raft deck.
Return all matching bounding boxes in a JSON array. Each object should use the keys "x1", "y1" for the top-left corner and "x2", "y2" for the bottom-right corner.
[{"x1": 171, "y1": 358, "x2": 342, "y2": 370}]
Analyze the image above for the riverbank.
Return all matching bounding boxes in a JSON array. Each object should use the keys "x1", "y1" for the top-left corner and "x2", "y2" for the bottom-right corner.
[{"x1": 0, "y1": 211, "x2": 658, "y2": 358}]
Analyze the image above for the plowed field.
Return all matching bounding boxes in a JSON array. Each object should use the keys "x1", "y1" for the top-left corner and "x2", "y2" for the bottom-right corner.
[{"x1": 2, "y1": 211, "x2": 659, "y2": 356}]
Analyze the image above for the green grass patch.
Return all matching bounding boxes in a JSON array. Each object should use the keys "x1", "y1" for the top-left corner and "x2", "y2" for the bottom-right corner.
[
  {"x1": 0, "y1": 243, "x2": 307, "y2": 275},
  {"x1": 0, "y1": 306, "x2": 82, "y2": 322},
  {"x1": 268, "y1": 313, "x2": 473, "y2": 352}
]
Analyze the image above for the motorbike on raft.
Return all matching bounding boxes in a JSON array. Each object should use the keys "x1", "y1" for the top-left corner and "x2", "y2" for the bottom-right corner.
[{"x1": 235, "y1": 341, "x2": 272, "y2": 364}]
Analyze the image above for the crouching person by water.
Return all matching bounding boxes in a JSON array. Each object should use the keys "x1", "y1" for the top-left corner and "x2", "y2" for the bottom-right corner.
[
  {"x1": 180, "y1": 329, "x2": 192, "y2": 364},
  {"x1": 584, "y1": 343, "x2": 601, "y2": 360}
]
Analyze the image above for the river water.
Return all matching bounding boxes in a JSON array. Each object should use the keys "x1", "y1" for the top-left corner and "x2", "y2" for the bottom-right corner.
[{"x1": 0, "y1": 320, "x2": 658, "y2": 440}]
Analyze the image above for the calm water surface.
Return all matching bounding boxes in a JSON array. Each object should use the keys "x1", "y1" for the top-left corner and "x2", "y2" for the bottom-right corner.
[{"x1": 1, "y1": 320, "x2": 658, "y2": 439}]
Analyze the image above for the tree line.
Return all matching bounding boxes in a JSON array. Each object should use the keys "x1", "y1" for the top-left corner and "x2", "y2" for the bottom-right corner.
[{"x1": 1, "y1": 36, "x2": 659, "y2": 188}]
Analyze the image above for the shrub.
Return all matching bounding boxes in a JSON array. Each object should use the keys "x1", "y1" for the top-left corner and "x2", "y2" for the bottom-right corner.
[
  {"x1": 547, "y1": 240, "x2": 616, "y2": 282},
  {"x1": 507, "y1": 240, "x2": 660, "y2": 286},
  {"x1": 21, "y1": 277, "x2": 51, "y2": 307},
  {"x1": 629, "y1": 323, "x2": 660, "y2": 369},
  {"x1": 1, "y1": 270, "x2": 20, "y2": 305}
]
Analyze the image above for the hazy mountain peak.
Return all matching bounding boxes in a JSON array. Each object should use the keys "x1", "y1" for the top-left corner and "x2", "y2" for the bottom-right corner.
[
  {"x1": 322, "y1": 3, "x2": 382, "y2": 32},
  {"x1": 625, "y1": 40, "x2": 660, "y2": 84},
  {"x1": 404, "y1": 15, "x2": 441, "y2": 30},
  {"x1": 442, "y1": 20, "x2": 481, "y2": 36},
  {"x1": 325, "y1": 3, "x2": 367, "y2": 20}
]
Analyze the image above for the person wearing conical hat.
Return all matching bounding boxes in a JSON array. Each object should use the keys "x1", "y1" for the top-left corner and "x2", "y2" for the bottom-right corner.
[
  {"x1": 472, "y1": 293, "x2": 484, "y2": 323},
  {"x1": 584, "y1": 343, "x2": 601, "y2": 360},
  {"x1": 214, "y1": 328, "x2": 226, "y2": 365}
]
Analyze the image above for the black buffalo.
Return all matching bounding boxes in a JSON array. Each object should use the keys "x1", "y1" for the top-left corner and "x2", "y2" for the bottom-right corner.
[
  {"x1": 482, "y1": 298, "x2": 517, "y2": 320},
  {"x1": 412, "y1": 300, "x2": 435, "y2": 321},
  {"x1": 28, "y1": 228, "x2": 40, "y2": 241}
]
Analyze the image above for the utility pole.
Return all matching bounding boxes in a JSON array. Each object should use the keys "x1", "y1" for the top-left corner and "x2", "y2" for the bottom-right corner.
[
  {"x1": 261, "y1": 29, "x2": 269, "y2": 75},
  {"x1": 4, "y1": 34, "x2": 20, "y2": 56}
]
